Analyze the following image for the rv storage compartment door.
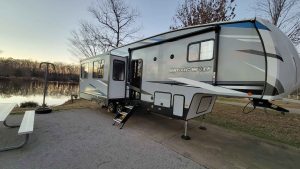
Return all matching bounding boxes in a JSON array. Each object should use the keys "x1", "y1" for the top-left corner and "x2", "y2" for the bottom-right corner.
[
  {"x1": 186, "y1": 94, "x2": 216, "y2": 120},
  {"x1": 173, "y1": 95, "x2": 184, "y2": 117},
  {"x1": 154, "y1": 92, "x2": 171, "y2": 108}
]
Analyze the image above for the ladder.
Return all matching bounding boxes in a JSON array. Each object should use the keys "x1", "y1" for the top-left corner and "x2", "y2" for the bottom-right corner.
[{"x1": 112, "y1": 105, "x2": 135, "y2": 129}]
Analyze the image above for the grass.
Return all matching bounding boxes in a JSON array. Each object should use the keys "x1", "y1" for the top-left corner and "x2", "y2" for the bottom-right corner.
[
  {"x1": 20, "y1": 101, "x2": 39, "y2": 108},
  {"x1": 216, "y1": 96, "x2": 249, "y2": 103},
  {"x1": 11, "y1": 99, "x2": 100, "y2": 114},
  {"x1": 53, "y1": 99, "x2": 101, "y2": 111},
  {"x1": 200, "y1": 102, "x2": 300, "y2": 148},
  {"x1": 218, "y1": 96, "x2": 300, "y2": 109}
]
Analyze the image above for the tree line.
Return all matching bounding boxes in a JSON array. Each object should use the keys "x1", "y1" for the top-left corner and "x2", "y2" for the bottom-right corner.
[{"x1": 0, "y1": 57, "x2": 79, "y2": 82}]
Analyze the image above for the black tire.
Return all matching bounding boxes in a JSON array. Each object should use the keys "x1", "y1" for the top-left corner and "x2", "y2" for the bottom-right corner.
[
  {"x1": 35, "y1": 107, "x2": 52, "y2": 114},
  {"x1": 107, "y1": 102, "x2": 115, "y2": 113},
  {"x1": 116, "y1": 104, "x2": 124, "y2": 114}
]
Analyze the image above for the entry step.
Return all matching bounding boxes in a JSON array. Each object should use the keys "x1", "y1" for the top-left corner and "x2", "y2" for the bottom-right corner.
[
  {"x1": 124, "y1": 106, "x2": 134, "y2": 109},
  {"x1": 120, "y1": 112, "x2": 128, "y2": 116},
  {"x1": 113, "y1": 105, "x2": 135, "y2": 129}
]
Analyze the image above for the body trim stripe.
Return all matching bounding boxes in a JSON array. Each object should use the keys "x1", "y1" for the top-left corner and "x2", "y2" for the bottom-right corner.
[{"x1": 238, "y1": 49, "x2": 283, "y2": 62}]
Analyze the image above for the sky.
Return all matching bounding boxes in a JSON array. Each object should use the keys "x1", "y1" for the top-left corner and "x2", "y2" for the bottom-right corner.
[{"x1": 0, "y1": 0, "x2": 260, "y2": 64}]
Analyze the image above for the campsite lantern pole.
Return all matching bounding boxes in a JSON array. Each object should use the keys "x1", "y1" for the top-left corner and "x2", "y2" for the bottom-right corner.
[{"x1": 35, "y1": 62, "x2": 56, "y2": 114}]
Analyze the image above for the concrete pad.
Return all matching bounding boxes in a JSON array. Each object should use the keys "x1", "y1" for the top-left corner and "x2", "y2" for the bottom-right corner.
[
  {"x1": 0, "y1": 109, "x2": 204, "y2": 169},
  {"x1": 1, "y1": 108, "x2": 300, "y2": 169},
  {"x1": 122, "y1": 109, "x2": 300, "y2": 169}
]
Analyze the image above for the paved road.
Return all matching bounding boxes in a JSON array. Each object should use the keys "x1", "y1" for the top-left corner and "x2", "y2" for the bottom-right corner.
[{"x1": 0, "y1": 109, "x2": 205, "y2": 169}]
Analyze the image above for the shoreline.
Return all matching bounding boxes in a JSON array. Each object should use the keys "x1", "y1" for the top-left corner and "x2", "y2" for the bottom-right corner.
[{"x1": 0, "y1": 76, "x2": 79, "y2": 84}]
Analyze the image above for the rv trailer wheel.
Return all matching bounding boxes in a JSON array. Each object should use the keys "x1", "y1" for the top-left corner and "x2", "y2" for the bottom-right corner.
[
  {"x1": 108, "y1": 102, "x2": 116, "y2": 113},
  {"x1": 116, "y1": 104, "x2": 123, "y2": 114}
]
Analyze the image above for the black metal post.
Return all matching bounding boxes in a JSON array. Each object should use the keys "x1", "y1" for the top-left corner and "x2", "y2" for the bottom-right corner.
[
  {"x1": 42, "y1": 64, "x2": 49, "y2": 107},
  {"x1": 35, "y1": 62, "x2": 55, "y2": 114}
]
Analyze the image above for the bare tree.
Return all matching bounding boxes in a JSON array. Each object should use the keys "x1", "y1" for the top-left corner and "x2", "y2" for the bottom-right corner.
[
  {"x1": 255, "y1": 0, "x2": 300, "y2": 45},
  {"x1": 70, "y1": 0, "x2": 140, "y2": 58},
  {"x1": 171, "y1": 0, "x2": 236, "y2": 30},
  {"x1": 89, "y1": 0, "x2": 140, "y2": 48},
  {"x1": 69, "y1": 22, "x2": 101, "y2": 58}
]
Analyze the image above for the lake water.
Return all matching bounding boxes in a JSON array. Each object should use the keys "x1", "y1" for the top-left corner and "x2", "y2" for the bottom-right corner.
[{"x1": 0, "y1": 79, "x2": 79, "y2": 106}]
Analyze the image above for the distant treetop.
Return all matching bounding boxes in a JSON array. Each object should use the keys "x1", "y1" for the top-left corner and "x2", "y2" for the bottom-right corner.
[{"x1": 170, "y1": 0, "x2": 236, "y2": 30}]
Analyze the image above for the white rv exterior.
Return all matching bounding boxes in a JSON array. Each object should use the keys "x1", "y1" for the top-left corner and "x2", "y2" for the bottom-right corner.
[
  {"x1": 80, "y1": 18, "x2": 300, "y2": 121},
  {"x1": 80, "y1": 54, "x2": 127, "y2": 104}
]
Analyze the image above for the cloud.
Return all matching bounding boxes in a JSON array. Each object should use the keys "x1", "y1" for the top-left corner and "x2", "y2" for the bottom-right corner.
[{"x1": 0, "y1": 50, "x2": 3, "y2": 54}]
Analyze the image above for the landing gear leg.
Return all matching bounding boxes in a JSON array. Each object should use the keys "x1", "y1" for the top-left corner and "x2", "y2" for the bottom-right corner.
[
  {"x1": 199, "y1": 115, "x2": 207, "y2": 130},
  {"x1": 181, "y1": 120, "x2": 191, "y2": 140}
]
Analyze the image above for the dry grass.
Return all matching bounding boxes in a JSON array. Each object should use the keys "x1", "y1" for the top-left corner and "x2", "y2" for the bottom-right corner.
[
  {"x1": 218, "y1": 96, "x2": 300, "y2": 109},
  {"x1": 272, "y1": 100, "x2": 300, "y2": 109},
  {"x1": 12, "y1": 99, "x2": 100, "y2": 114},
  {"x1": 202, "y1": 102, "x2": 300, "y2": 148},
  {"x1": 53, "y1": 99, "x2": 101, "y2": 111}
]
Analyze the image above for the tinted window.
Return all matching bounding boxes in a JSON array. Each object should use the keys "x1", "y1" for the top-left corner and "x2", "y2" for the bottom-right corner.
[
  {"x1": 188, "y1": 40, "x2": 214, "y2": 61},
  {"x1": 113, "y1": 60, "x2": 125, "y2": 81},
  {"x1": 93, "y1": 60, "x2": 105, "y2": 78},
  {"x1": 81, "y1": 63, "x2": 88, "y2": 78}
]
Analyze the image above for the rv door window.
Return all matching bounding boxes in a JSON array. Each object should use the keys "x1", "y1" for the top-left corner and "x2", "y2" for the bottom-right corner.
[
  {"x1": 93, "y1": 60, "x2": 104, "y2": 78},
  {"x1": 113, "y1": 60, "x2": 125, "y2": 81},
  {"x1": 81, "y1": 63, "x2": 88, "y2": 79},
  {"x1": 188, "y1": 40, "x2": 214, "y2": 61}
]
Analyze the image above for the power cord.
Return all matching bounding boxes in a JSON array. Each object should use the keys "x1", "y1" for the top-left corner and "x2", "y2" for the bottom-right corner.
[{"x1": 242, "y1": 100, "x2": 256, "y2": 114}]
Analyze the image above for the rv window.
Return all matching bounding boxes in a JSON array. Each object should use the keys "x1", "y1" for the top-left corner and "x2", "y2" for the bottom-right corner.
[
  {"x1": 200, "y1": 40, "x2": 214, "y2": 60},
  {"x1": 81, "y1": 63, "x2": 88, "y2": 79},
  {"x1": 93, "y1": 60, "x2": 104, "y2": 78},
  {"x1": 113, "y1": 60, "x2": 125, "y2": 81},
  {"x1": 188, "y1": 43, "x2": 200, "y2": 61},
  {"x1": 188, "y1": 40, "x2": 214, "y2": 61}
]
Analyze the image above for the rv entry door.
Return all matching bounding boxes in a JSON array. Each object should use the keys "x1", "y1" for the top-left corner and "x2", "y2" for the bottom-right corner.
[
  {"x1": 109, "y1": 56, "x2": 127, "y2": 99},
  {"x1": 129, "y1": 59, "x2": 143, "y2": 100}
]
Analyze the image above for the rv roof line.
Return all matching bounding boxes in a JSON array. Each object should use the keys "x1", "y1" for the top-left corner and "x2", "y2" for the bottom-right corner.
[
  {"x1": 113, "y1": 18, "x2": 257, "y2": 52},
  {"x1": 129, "y1": 26, "x2": 218, "y2": 52}
]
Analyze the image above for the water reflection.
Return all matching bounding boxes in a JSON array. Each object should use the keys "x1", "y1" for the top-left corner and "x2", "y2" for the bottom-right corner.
[{"x1": 0, "y1": 79, "x2": 78, "y2": 106}]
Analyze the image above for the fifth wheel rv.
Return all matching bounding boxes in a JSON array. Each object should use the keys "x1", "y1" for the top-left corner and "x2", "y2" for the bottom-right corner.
[{"x1": 79, "y1": 18, "x2": 300, "y2": 139}]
